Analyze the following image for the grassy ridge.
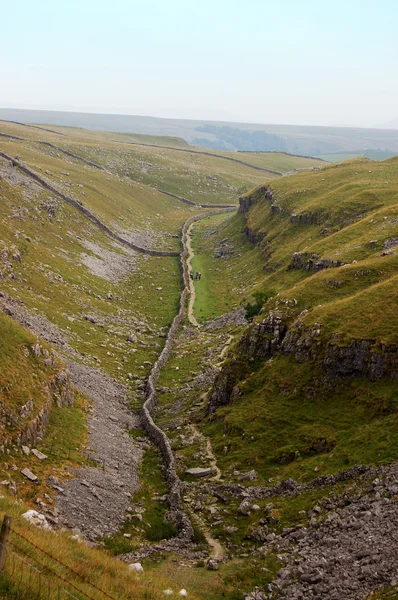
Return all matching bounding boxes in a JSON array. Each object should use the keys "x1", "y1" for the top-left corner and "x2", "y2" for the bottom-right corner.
[{"x1": 185, "y1": 157, "x2": 398, "y2": 483}]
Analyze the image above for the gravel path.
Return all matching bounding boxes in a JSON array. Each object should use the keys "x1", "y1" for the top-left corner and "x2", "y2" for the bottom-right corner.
[{"x1": 186, "y1": 222, "x2": 201, "y2": 328}]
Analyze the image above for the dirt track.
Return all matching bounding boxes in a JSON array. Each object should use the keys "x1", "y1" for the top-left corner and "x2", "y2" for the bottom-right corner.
[{"x1": 186, "y1": 222, "x2": 201, "y2": 328}]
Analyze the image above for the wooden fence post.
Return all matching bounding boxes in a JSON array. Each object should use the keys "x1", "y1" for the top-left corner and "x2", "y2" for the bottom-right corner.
[{"x1": 0, "y1": 515, "x2": 11, "y2": 573}]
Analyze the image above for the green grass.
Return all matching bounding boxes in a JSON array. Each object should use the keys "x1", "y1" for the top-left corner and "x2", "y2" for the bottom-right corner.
[
  {"x1": 0, "y1": 495, "x2": 191, "y2": 600},
  {"x1": 317, "y1": 150, "x2": 397, "y2": 162},
  {"x1": 224, "y1": 151, "x2": 326, "y2": 172},
  {"x1": 103, "y1": 445, "x2": 178, "y2": 554},
  {"x1": 203, "y1": 355, "x2": 398, "y2": 483},
  {"x1": 146, "y1": 553, "x2": 280, "y2": 600},
  {"x1": 187, "y1": 157, "x2": 398, "y2": 483},
  {"x1": 2, "y1": 117, "x2": 398, "y2": 598},
  {"x1": 190, "y1": 213, "x2": 265, "y2": 321}
]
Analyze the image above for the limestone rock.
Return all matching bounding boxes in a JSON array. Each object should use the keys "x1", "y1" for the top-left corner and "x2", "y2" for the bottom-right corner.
[
  {"x1": 22, "y1": 510, "x2": 51, "y2": 530},
  {"x1": 238, "y1": 500, "x2": 251, "y2": 516},
  {"x1": 21, "y1": 468, "x2": 38, "y2": 482},
  {"x1": 185, "y1": 467, "x2": 212, "y2": 478},
  {"x1": 207, "y1": 558, "x2": 219, "y2": 571},
  {"x1": 128, "y1": 562, "x2": 143, "y2": 573},
  {"x1": 240, "y1": 469, "x2": 258, "y2": 482},
  {"x1": 31, "y1": 449, "x2": 48, "y2": 461}
]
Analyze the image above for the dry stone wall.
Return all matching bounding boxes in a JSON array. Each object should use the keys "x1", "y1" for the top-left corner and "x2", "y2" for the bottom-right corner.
[
  {"x1": 0, "y1": 151, "x2": 179, "y2": 257},
  {"x1": 38, "y1": 142, "x2": 106, "y2": 171},
  {"x1": 140, "y1": 209, "x2": 235, "y2": 538},
  {"x1": 116, "y1": 140, "x2": 283, "y2": 174}
]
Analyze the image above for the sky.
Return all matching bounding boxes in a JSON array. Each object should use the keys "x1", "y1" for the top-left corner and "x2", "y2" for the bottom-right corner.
[{"x1": 1, "y1": 0, "x2": 397, "y2": 127}]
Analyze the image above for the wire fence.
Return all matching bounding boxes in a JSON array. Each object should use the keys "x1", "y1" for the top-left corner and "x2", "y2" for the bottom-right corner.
[{"x1": 0, "y1": 516, "x2": 120, "y2": 600}]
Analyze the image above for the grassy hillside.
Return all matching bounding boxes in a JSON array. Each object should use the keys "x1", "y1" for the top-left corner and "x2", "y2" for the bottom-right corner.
[
  {"x1": 183, "y1": 157, "x2": 398, "y2": 483},
  {"x1": 3, "y1": 117, "x2": 397, "y2": 599}
]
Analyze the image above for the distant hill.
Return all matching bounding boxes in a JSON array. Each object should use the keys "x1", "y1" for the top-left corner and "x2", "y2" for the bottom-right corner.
[
  {"x1": 315, "y1": 149, "x2": 397, "y2": 162},
  {"x1": 2, "y1": 107, "x2": 398, "y2": 156}
]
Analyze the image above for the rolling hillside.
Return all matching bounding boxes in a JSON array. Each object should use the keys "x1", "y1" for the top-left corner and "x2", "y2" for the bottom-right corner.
[
  {"x1": 149, "y1": 156, "x2": 398, "y2": 600},
  {"x1": 1, "y1": 119, "x2": 398, "y2": 600},
  {"x1": 2, "y1": 107, "x2": 398, "y2": 155}
]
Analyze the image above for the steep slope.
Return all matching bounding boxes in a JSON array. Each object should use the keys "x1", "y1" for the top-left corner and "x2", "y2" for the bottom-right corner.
[
  {"x1": 3, "y1": 118, "x2": 398, "y2": 599},
  {"x1": 144, "y1": 157, "x2": 398, "y2": 599},
  {"x1": 207, "y1": 157, "x2": 398, "y2": 481}
]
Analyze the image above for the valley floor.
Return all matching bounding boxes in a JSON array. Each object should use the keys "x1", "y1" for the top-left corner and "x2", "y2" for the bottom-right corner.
[{"x1": 1, "y1": 120, "x2": 398, "y2": 600}]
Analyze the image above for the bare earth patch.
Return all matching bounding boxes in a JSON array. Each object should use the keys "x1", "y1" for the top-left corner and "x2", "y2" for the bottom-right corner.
[
  {"x1": 56, "y1": 360, "x2": 143, "y2": 541},
  {"x1": 79, "y1": 239, "x2": 137, "y2": 282}
]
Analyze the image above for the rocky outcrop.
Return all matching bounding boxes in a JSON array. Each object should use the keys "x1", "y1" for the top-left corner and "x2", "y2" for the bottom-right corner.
[
  {"x1": 287, "y1": 251, "x2": 344, "y2": 271},
  {"x1": 383, "y1": 237, "x2": 398, "y2": 249},
  {"x1": 244, "y1": 227, "x2": 265, "y2": 244},
  {"x1": 208, "y1": 312, "x2": 287, "y2": 413},
  {"x1": 1, "y1": 368, "x2": 74, "y2": 448},
  {"x1": 239, "y1": 186, "x2": 273, "y2": 215},
  {"x1": 238, "y1": 187, "x2": 282, "y2": 246},
  {"x1": 325, "y1": 340, "x2": 398, "y2": 381},
  {"x1": 208, "y1": 310, "x2": 398, "y2": 413},
  {"x1": 289, "y1": 211, "x2": 327, "y2": 225},
  {"x1": 262, "y1": 461, "x2": 398, "y2": 600}
]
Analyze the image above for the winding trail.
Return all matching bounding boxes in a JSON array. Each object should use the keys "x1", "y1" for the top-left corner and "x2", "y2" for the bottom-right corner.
[
  {"x1": 186, "y1": 222, "x2": 201, "y2": 328},
  {"x1": 215, "y1": 334, "x2": 235, "y2": 367},
  {"x1": 191, "y1": 512, "x2": 225, "y2": 559},
  {"x1": 140, "y1": 208, "x2": 234, "y2": 545},
  {"x1": 187, "y1": 424, "x2": 222, "y2": 481}
]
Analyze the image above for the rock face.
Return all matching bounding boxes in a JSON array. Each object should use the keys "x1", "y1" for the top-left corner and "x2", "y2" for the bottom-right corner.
[
  {"x1": 1, "y1": 368, "x2": 74, "y2": 448},
  {"x1": 208, "y1": 312, "x2": 287, "y2": 413},
  {"x1": 238, "y1": 186, "x2": 273, "y2": 244},
  {"x1": 238, "y1": 186, "x2": 273, "y2": 215},
  {"x1": 208, "y1": 310, "x2": 398, "y2": 413},
  {"x1": 325, "y1": 339, "x2": 398, "y2": 380},
  {"x1": 287, "y1": 251, "x2": 344, "y2": 271}
]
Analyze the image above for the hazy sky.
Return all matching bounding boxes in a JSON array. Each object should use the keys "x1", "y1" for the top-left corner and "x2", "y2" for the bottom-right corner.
[{"x1": 1, "y1": 0, "x2": 397, "y2": 127}]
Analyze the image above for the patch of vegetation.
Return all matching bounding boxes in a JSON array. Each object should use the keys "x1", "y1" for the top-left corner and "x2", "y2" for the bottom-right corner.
[
  {"x1": 244, "y1": 290, "x2": 275, "y2": 321},
  {"x1": 103, "y1": 445, "x2": 177, "y2": 555},
  {"x1": 204, "y1": 354, "x2": 398, "y2": 483},
  {"x1": 0, "y1": 495, "x2": 184, "y2": 599},
  {"x1": 190, "y1": 213, "x2": 265, "y2": 321}
]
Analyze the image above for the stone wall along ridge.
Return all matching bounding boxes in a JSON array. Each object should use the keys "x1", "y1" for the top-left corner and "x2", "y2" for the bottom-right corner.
[{"x1": 0, "y1": 151, "x2": 179, "y2": 257}]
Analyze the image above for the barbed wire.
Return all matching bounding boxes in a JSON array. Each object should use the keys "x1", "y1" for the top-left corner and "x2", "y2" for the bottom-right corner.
[
  {"x1": 9, "y1": 527, "x2": 120, "y2": 600},
  {"x1": 5, "y1": 538, "x2": 96, "y2": 600},
  {"x1": 2, "y1": 543, "x2": 81, "y2": 599}
]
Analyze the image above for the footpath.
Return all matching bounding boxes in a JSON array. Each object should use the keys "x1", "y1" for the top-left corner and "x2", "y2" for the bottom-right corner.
[{"x1": 139, "y1": 208, "x2": 235, "y2": 545}]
